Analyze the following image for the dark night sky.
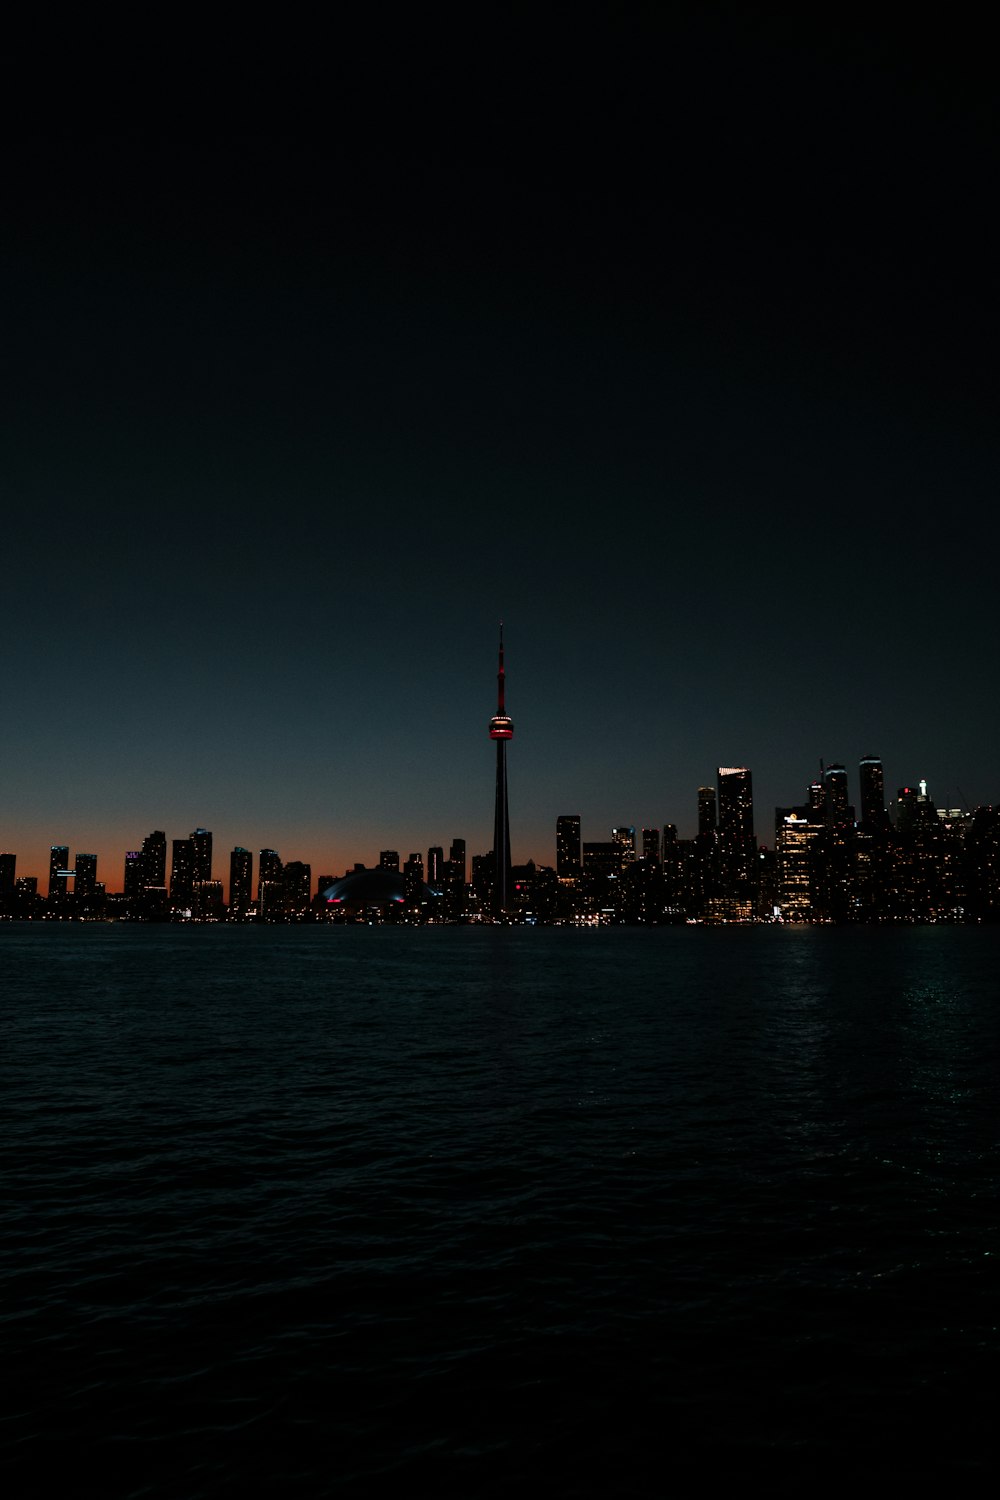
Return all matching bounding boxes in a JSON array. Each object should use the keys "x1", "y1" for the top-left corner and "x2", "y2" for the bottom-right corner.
[{"x1": 3, "y1": 16, "x2": 997, "y2": 889}]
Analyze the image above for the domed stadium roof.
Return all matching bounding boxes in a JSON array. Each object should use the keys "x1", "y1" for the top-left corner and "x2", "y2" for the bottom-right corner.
[{"x1": 322, "y1": 867, "x2": 435, "y2": 909}]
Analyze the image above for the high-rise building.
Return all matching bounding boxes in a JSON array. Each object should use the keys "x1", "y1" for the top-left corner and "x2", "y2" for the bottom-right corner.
[
  {"x1": 488, "y1": 627, "x2": 514, "y2": 915},
  {"x1": 859, "y1": 755, "x2": 886, "y2": 828},
  {"x1": 229, "y1": 848, "x2": 252, "y2": 915},
  {"x1": 697, "y1": 787, "x2": 717, "y2": 838},
  {"x1": 141, "y1": 830, "x2": 167, "y2": 888},
  {"x1": 404, "y1": 853, "x2": 424, "y2": 907},
  {"x1": 258, "y1": 849, "x2": 282, "y2": 901},
  {"x1": 124, "y1": 851, "x2": 143, "y2": 901},
  {"x1": 0, "y1": 852, "x2": 16, "y2": 895},
  {"x1": 776, "y1": 812, "x2": 820, "y2": 918},
  {"x1": 641, "y1": 827, "x2": 661, "y2": 863},
  {"x1": 190, "y1": 829, "x2": 213, "y2": 885},
  {"x1": 379, "y1": 850, "x2": 400, "y2": 871},
  {"x1": 717, "y1": 767, "x2": 755, "y2": 896},
  {"x1": 824, "y1": 765, "x2": 851, "y2": 824},
  {"x1": 170, "y1": 839, "x2": 194, "y2": 906},
  {"x1": 49, "y1": 846, "x2": 69, "y2": 899},
  {"x1": 427, "y1": 847, "x2": 444, "y2": 886},
  {"x1": 449, "y1": 838, "x2": 466, "y2": 885},
  {"x1": 282, "y1": 861, "x2": 311, "y2": 912},
  {"x1": 717, "y1": 768, "x2": 754, "y2": 844},
  {"x1": 74, "y1": 853, "x2": 98, "y2": 902},
  {"x1": 556, "y1": 815, "x2": 582, "y2": 878}
]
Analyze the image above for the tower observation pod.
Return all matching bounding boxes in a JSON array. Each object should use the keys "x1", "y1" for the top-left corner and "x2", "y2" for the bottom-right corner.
[{"x1": 489, "y1": 625, "x2": 513, "y2": 915}]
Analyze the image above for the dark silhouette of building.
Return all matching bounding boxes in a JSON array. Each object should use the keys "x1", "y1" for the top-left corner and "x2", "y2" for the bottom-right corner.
[
  {"x1": 74, "y1": 852, "x2": 98, "y2": 901},
  {"x1": 717, "y1": 766, "x2": 755, "y2": 902},
  {"x1": 170, "y1": 839, "x2": 193, "y2": 906},
  {"x1": 190, "y1": 829, "x2": 213, "y2": 884},
  {"x1": 488, "y1": 626, "x2": 514, "y2": 916},
  {"x1": 123, "y1": 851, "x2": 142, "y2": 902},
  {"x1": 404, "y1": 853, "x2": 425, "y2": 908},
  {"x1": 229, "y1": 848, "x2": 252, "y2": 915},
  {"x1": 556, "y1": 815, "x2": 582, "y2": 878},
  {"x1": 258, "y1": 849, "x2": 282, "y2": 904},
  {"x1": 141, "y1": 830, "x2": 167, "y2": 889},
  {"x1": 283, "y1": 861, "x2": 311, "y2": 912},
  {"x1": 379, "y1": 850, "x2": 400, "y2": 871},
  {"x1": 697, "y1": 787, "x2": 717, "y2": 837},
  {"x1": 859, "y1": 755, "x2": 887, "y2": 828},
  {"x1": 427, "y1": 846, "x2": 444, "y2": 886},
  {"x1": 49, "y1": 845, "x2": 69, "y2": 900},
  {"x1": 641, "y1": 827, "x2": 661, "y2": 863},
  {"x1": 823, "y1": 765, "x2": 851, "y2": 824},
  {"x1": 0, "y1": 852, "x2": 16, "y2": 898}
]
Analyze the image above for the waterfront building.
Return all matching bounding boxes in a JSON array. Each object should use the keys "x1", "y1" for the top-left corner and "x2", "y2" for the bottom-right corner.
[
  {"x1": 170, "y1": 839, "x2": 194, "y2": 906},
  {"x1": 190, "y1": 829, "x2": 213, "y2": 885},
  {"x1": 74, "y1": 852, "x2": 98, "y2": 901},
  {"x1": 697, "y1": 787, "x2": 717, "y2": 837},
  {"x1": 141, "y1": 830, "x2": 167, "y2": 888},
  {"x1": 283, "y1": 861, "x2": 312, "y2": 912},
  {"x1": 229, "y1": 847, "x2": 252, "y2": 915},
  {"x1": 123, "y1": 851, "x2": 142, "y2": 902},
  {"x1": 717, "y1": 766, "x2": 755, "y2": 898},
  {"x1": 49, "y1": 845, "x2": 69, "y2": 900},
  {"x1": 641, "y1": 827, "x2": 661, "y2": 863},
  {"x1": 258, "y1": 849, "x2": 282, "y2": 902}
]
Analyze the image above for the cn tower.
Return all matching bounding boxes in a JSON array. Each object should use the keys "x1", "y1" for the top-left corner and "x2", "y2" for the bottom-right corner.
[{"x1": 488, "y1": 625, "x2": 513, "y2": 916}]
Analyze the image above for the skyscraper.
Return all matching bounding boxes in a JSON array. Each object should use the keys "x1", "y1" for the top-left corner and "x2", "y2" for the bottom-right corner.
[
  {"x1": 449, "y1": 838, "x2": 466, "y2": 886},
  {"x1": 170, "y1": 839, "x2": 194, "y2": 906},
  {"x1": 124, "y1": 851, "x2": 143, "y2": 902},
  {"x1": 697, "y1": 787, "x2": 717, "y2": 838},
  {"x1": 74, "y1": 852, "x2": 98, "y2": 902},
  {"x1": 258, "y1": 849, "x2": 283, "y2": 913},
  {"x1": 488, "y1": 627, "x2": 514, "y2": 916},
  {"x1": 141, "y1": 830, "x2": 167, "y2": 889},
  {"x1": 717, "y1": 766, "x2": 755, "y2": 897},
  {"x1": 859, "y1": 755, "x2": 886, "y2": 828},
  {"x1": 556, "y1": 815, "x2": 582, "y2": 878},
  {"x1": 49, "y1": 846, "x2": 69, "y2": 900},
  {"x1": 824, "y1": 765, "x2": 851, "y2": 824},
  {"x1": 190, "y1": 829, "x2": 213, "y2": 885},
  {"x1": 0, "y1": 852, "x2": 15, "y2": 897},
  {"x1": 641, "y1": 827, "x2": 661, "y2": 863},
  {"x1": 229, "y1": 848, "x2": 252, "y2": 915}
]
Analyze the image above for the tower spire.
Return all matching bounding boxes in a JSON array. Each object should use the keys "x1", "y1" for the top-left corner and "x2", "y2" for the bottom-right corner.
[{"x1": 488, "y1": 623, "x2": 514, "y2": 917}]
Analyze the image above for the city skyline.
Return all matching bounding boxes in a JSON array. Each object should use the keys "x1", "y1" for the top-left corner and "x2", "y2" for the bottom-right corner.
[{"x1": 2, "y1": 747, "x2": 989, "y2": 902}]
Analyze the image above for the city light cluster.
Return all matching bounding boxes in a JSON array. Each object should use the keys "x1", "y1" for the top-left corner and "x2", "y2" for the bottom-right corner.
[{"x1": 2, "y1": 758, "x2": 997, "y2": 924}]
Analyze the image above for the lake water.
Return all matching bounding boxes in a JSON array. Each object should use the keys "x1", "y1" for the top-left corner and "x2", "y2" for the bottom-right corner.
[{"x1": 2, "y1": 924, "x2": 997, "y2": 1495}]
